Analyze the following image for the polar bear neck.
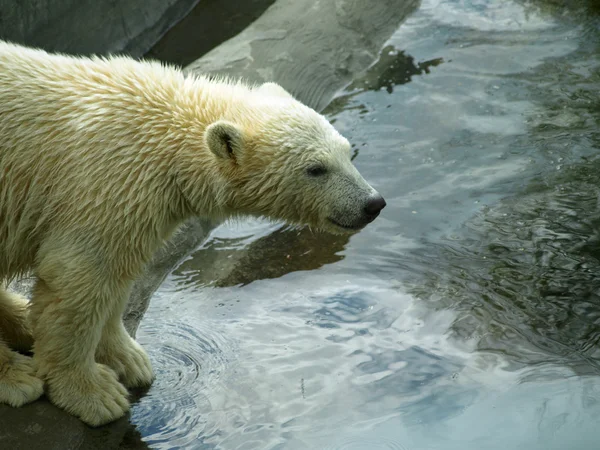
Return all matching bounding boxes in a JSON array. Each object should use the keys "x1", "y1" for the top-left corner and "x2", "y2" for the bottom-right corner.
[{"x1": 157, "y1": 76, "x2": 259, "y2": 222}]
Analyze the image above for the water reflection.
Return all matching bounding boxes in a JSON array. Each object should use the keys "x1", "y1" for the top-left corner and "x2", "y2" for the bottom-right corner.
[
  {"x1": 141, "y1": 276, "x2": 484, "y2": 449},
  {"x1": 175, "y1": 226, "x2": 349, "y2": 288},
  {"x1": 330, "y1": 44, "x2": 444, "y2": 98},
  {"x1": 413, "y1": 157, "x2": 600, "y2": 374}
]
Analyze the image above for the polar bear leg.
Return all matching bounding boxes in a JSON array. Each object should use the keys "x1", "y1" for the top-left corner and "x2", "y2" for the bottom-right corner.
[
  {"x1": 0, "y1": 336, "x2": 44, "y2": 407},
  {"x1": 0, "y1": 288, "x2": 34, "y2": 352},
  {"x1": 0, "y1": 288, "x2": 42, "y2": 406},
  {"x1": 30, "y1": 278, "x2": 130, "y2": 427},
  {"x1": 96, "y1": 309, "x2": 154, "y2": 389}
]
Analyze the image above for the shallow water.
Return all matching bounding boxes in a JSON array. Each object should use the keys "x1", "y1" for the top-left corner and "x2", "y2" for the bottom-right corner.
[{"x1": 132, "y1": 0, "x2": 600, "y2": 448}]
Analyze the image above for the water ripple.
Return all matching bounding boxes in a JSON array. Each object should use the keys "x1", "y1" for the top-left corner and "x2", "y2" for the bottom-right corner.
[
  {"x1": 323, "y1": 437, "x2": 410, "y2": 450},
  {"x1": 131, "y1": 319, "x2": 233, "y2": 449}
]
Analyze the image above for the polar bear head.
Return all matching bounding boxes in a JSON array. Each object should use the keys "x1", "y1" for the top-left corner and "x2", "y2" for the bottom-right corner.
[{"x1": 203, "y1": 82, "x2": 386, "y2": 234}]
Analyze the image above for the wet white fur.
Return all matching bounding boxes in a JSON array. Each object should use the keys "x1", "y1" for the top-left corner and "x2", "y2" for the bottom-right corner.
[{"x1": 0, "y1": 41, "x2": 377, "y2": 426}]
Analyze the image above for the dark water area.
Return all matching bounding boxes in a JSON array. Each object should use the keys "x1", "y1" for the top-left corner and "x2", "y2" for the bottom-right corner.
[{"x1": 132, "y1": 0, "x2": 600, "y2": 448}]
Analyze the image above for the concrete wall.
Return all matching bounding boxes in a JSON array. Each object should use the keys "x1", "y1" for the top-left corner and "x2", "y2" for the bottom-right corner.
[{"x1": 0, "y1": 0, "x2": 199, "y2": 56}]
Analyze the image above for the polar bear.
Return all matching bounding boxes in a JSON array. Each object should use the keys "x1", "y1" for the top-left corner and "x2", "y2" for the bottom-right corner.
[{"x1": 0, "y1": 41, "x2": 386, "y2": 426}]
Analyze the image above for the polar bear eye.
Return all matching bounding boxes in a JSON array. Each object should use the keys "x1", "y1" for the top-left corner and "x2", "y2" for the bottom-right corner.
[{"x1": 306, "y1": 165, "x2": 327, "y2": 177}]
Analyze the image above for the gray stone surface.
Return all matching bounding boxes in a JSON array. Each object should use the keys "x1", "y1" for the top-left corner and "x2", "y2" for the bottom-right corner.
[
  {"x1": 0, "y1": 0, "x2": 419, "y2": 447},
  {"x1": 186, "y1": 0, "x2": 420, "y2": 111},
  {"x1": 0, "y1": 401, "x2": 141, "y2": 450},
  {"x1": 0, "y1": 0, "x2": 200, "y2": 57}
]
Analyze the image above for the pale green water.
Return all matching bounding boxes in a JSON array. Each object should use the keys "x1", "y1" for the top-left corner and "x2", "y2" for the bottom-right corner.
[{"x1": 131, "y1": 1, "x2": 600, "y2": 448}]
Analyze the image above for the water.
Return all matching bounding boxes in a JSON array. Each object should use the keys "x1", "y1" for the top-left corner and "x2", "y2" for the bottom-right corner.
[{"x1": 131, "y1": 0, "x2": 600, "y2": 448}]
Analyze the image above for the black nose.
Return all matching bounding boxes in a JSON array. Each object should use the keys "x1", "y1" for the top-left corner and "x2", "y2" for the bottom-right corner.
[{"x1": 364, "y1": 195, "x2": 386, "y2": 216}]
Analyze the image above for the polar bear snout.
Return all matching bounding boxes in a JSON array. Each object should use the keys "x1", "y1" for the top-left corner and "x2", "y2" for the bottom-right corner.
[
  {"x1": 364, "y1": 194, "x2": 386, "y2": 219},
  {"x1": 326, "y1": 192, "x2": 386, "y2": 232},
  {"x1": 356, "y1": 193, "x2": 386, "y2": 226}
]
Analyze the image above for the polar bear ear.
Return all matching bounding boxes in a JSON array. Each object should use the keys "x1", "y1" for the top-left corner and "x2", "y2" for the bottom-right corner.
[
  {"x1": 257, "y1": 82, "x2": 293, "y2": 99},
  {"x1": 205, "y1": 121, "x2": 244, "y2": 161}
]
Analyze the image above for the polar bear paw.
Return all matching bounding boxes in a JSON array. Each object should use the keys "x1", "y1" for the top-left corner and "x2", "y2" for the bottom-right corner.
[
  {"x1": 45, "y1": 363, "x2": 130, "y2": 427},
  {"x1": 97, "y1": 337, "x2": 154, "y2": 389},
  {"x1": 0, "y1": 352, "x2": 44, "y2": 407}
]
